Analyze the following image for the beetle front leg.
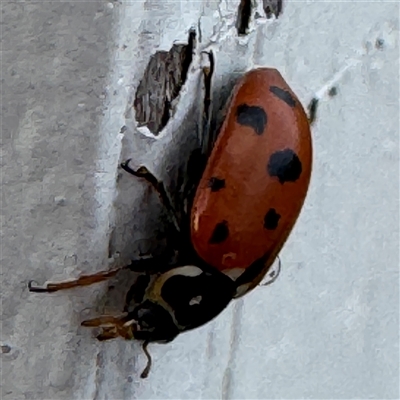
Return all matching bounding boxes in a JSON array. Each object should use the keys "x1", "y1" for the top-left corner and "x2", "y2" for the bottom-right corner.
[
  {"x1": 28, "y1": 266, "x2": 124, "y2": 293},
  {"x1": 307, "y1": 97, "x2": 318, "y2": 126},
  {"x1": 81, "y1": 313, "x2": 136, "y2": 340},
  {"x1": 120, "y1": 159, "x2": 181, "y2": 236}
]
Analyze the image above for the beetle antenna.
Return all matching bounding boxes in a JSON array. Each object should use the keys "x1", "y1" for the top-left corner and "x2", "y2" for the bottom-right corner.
[{"x1": 140, "y1": 341, "x2": 152, "y2": 379}]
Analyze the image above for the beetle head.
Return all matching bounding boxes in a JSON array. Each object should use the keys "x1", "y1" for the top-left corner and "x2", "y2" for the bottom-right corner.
[{"x1": 124, "y1": 265, "x2": 236, "y2": 342}]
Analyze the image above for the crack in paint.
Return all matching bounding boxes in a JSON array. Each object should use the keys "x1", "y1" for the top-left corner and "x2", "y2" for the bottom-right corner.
[
  {"x1": 221, "y1": 299, "x2": 244, "y2": 400},
  {"x1": 312, "y1": 23, "x2": 395, "y2": 103},
  {"x1": 308, "y1": 23, "x2": 396, "y2": 123},
  {"x1": 93, "y1": 350, "x2": 103, "y2": 400}
]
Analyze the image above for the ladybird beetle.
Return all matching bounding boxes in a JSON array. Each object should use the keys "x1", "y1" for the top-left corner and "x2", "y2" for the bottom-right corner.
[{"x1": 29, "y1": 67, "x2": 312, "y2": 378}]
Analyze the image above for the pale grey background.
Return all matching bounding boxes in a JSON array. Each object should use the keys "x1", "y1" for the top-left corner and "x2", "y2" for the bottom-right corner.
[{"x1": 2, "y1": 1, "x2": 399, "y2": 399}]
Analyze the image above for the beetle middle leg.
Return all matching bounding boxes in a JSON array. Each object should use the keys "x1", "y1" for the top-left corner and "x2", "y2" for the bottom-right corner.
[
  {"x1": 28, "y1": 253, "x2": 178, "y2": 293},
  {"x1": 28, "y1": 266, "x2": 124, "y2": 293}
]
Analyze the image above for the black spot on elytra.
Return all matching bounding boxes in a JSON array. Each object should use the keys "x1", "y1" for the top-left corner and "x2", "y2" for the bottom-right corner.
[
  {"x1": 264, "y1": 208, "x2": 281, "y2": 230},
  {"x1": 270, "y1": 86, "x2": 296, "y2": 108},
  {"x1": 208, "y1": 177, "x2": 225, "y2": 192},
  {"x1": 209, "y1": 221, "x2": 229, "y2": 244},
  {"x1": 161, "y1": 270, "x2": 235, "y2": 329},
  {"x1": 236, "y1": 104, "x2": 267, "y2": 135},
  {"x1": 267, "y1": 149, "x2": 302, "y2": 183}
]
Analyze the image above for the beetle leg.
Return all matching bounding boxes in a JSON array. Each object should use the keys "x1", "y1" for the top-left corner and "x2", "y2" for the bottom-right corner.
[
  {"x1": 120, "y1": 159, "x2": 181, "y2": 235},
  {"x1": 200, "y1": 50, "x2": 215, "y2": 157},
  {"x1": 179, "y1": 51, "x2": 215, "y2": 219},
  {"x1": 260, "y1": 255, "x2": 281, "y2": 286},
  {"x1": 81, "y1": 314, "x2": 136, "y2": 340},
  {"x1": 96, "y1": 326, "x2": 134, "y2": 341},
  {"x1": 81, "y1": 314, "x2": 129, "y2": 327},
  {"x1": 28, "y1": 254, "x2": 178, "y2": 294},
  {"x1": 28, "y1": 266, "x2": 123, "y2": 293},
  {"x1": 307, "y1": 97, "x2": 319, "y2": 126},
  {"x1": 95, "y1": 327, "x2": 119, "y2": 341},
  {"x1": 127, "y1": 252, "x2": 175, "y2": 274}
]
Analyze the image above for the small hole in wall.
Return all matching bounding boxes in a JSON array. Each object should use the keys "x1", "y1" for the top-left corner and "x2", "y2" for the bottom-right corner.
[
  {"x1": 263, "y1": 0, "x2": 283, "y2": 19},
  {"x1": 236, "y1": 0, "x2": 252, "y2": 36},
  {"x1": 328, "y1": 86, "x2": 338, "y2": 97},
  {"x1": 134, "y1": 29, "x2": 196, "y2": 135},
  {"x1": 1, "y1": 345, "x2": 11, "y2": 354}
]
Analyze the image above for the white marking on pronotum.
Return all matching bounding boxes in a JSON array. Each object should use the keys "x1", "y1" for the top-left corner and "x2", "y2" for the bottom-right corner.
[
  {"x1": 189, "y1": 295, "x2": 202, "y2": 306},
  {"x1": 222, "y1": 266, "x2": 244, "y2": 280}
]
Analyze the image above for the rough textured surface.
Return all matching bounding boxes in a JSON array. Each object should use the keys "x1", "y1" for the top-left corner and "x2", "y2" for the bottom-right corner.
[{"x1": 2, "y1": 1, "x2": 399, "y2": 399}]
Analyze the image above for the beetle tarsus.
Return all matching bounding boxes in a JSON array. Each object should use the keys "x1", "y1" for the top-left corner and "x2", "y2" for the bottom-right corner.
[
  {"x1": 120, "y1": 159, "x2": 151, "y2": 178},
  {"x1": 120, "y1": 158, "x2": 136, "y2": 175},
  {"x1": 28, "y1": 280, "x2": 55, "y2": 293}
]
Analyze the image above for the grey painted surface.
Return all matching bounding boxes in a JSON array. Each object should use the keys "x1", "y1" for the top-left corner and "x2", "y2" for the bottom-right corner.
[{"x1": 2, "y1": 1, "x2": 399, "y2": 399}]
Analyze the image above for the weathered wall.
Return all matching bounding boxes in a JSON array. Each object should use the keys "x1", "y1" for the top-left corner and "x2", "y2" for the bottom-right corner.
[{"x1": 2, "y1": 1, "x2": 399, "y2": 399}]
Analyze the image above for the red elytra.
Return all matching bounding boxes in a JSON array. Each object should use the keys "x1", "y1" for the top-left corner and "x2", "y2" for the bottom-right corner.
[{"x1": 191, "y1": 68, "x2": 312, "y2": 294}]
